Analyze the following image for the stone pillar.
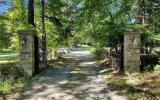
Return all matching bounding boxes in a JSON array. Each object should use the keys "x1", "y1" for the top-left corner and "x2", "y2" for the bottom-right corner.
[
  {"x1": 123, "y1": 32, "x2": 141, "y2": 72},
  {"x1": 18, "y1": 30, "x2": 37, "y2": 77}
]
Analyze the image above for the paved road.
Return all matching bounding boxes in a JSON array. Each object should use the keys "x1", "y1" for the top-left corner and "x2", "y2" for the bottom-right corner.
[{"x1": 18, "y1": 50, "x2": 128, "y2": 100}]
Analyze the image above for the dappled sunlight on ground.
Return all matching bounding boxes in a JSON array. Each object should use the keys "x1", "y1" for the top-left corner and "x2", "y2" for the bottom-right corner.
[
  {"x1": 106, "y1": 70, "x2": 160, "y2": 99},
  {"x1": 16, "y1": 50, "x2": 128, "y2": 100},
  {"x1": 79, "y1": 61, "x2": 97, "y2": 66}
]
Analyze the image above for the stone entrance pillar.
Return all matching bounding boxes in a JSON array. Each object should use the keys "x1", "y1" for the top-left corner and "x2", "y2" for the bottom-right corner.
[
  {"x1": 123, "y1": 32, "x2": 141, "y2": 72},
  {"x1": 19, "y1": 30, "x2": 37, "y2": 77}
]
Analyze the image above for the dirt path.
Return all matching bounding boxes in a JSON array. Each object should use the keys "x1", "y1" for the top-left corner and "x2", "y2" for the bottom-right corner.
[{"x1": 19, "y1": 50, "x2": 128, "y2": 100}]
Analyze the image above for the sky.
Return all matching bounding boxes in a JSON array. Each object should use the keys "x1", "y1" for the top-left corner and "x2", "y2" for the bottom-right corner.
[
  {"x1": 0, "y1": 0, "x2": 11, "y2": 14},
  {"x1": 0, "y1": 0, "x2": 28, "y2": 15}
]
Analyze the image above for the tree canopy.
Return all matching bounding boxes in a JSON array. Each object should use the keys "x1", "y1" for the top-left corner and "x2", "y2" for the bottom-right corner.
[{"x1": 0, "y1": 0, "x2": 159, "y2": 50}]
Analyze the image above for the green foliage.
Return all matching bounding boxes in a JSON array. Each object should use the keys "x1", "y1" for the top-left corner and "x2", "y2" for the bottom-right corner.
[
  {"x1": 0, "y1": 55, "x2": 18, "y2": 61},
  {"x1": 0, "y1": 77, "x2": 27, "y2": 96},
  {"x1": 0, "y1": 62, "x2": 22, "y2": 80},
  {"x1": 0, "y1": 80, "x2": 13, "y2": 94},
  {"x1": 92, "y1": 48, "x2": 110, "y2": 60},
  {"x1": 123, "y1": 24, "x2": 145, "y2": 32},
  {"x1": 1, "y1": 0, "x2": 159, "y2": 51},
  {"x1": 0, "y1": 17, "x2": 11, "y2": 50},
  {"x1": 154, "y1": 65, "x2": 160, "y2": 71},
  {"x1": 0, "y1": 0, "x2": 28, "y2": 51}
]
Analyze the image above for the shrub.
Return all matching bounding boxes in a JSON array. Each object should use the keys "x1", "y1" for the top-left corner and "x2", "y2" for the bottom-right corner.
[
  {"x1": 140, "y1": 54, "x2": 159, "y2": 71},
  {"x1": 0, "y1": 77, "x2": 27, "y2": 96},
  {"x1": 91, "y1": 48, "x2": 110, "y2": 60},
  {"x1": 0, "y1": 62, "x2": 22, "y2": 80},
  {"x1": 154, "y1": 65, "x2": 160, "y2": 71},
  {"x1": 153, "y1": 47, "x2": 160, "y2": 57},
  {"x1": 0, "y1": 80, "x2": 13, "y2": 94}
]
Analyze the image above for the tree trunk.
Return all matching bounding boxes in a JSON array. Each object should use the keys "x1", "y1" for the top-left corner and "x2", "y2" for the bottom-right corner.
[
  {"x1": 41, "y1": 0, "x2": 47, "y2": 67},
  {"x1": 28, "y1": 0, "x2": 34, "y2": 26}
]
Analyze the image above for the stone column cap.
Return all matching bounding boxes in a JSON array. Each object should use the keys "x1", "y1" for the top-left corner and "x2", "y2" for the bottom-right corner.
[{"x1": 18, "y1": 30, "x2": 37, "y2": 35}]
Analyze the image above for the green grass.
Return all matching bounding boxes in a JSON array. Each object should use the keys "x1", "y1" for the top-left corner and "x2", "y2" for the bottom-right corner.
[
  {"x1": 0, "y1": 78, "x2": 27, "y2": 97},
  {"x1": 0, "y1": 76, "x2": 39, "y2": 98},
  {"x1": 0, "y1": 56, "x2": 18, "y2": 61},
  {"x1": 0, "y1": 53, "x2": 18, "y2": 61},
  {"x1": 0, "y1": 80, "x2": 12, "y2": 94},
  {"x1": 106, "y1": 71, "x2": 160, "y2": 99}
]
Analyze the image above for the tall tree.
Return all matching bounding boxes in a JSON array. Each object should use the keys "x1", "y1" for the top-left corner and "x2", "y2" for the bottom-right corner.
[
  {"x1": 41, "y1": 0, "x2": 47, "y2": 67},
  {"x1": 28, "y1": 0, "x2": 35, "y2": 26}
]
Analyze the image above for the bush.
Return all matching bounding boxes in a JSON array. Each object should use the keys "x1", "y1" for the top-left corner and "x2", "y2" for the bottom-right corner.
[
  {"x1": 0, "y1": 63, "x2": 22, "y2": 80},
  {"x1": 92, "y1": 48, "x2": 110, "y2": 60},
  {"x1": 0, "y1": 77, "x2": 27, "y2": 96},
  {"x1": 140, "y1": 54, "x2": 159, "y2": 71},
  {"x1": 0, "y1": 80, "x2": 13, "y2": 94},
  {"x1": 154, "y1": 47, "x2": 160, "y2": 57},
  {"x1": 154, "y1": 65, "x2": 160, "y2": 71}
]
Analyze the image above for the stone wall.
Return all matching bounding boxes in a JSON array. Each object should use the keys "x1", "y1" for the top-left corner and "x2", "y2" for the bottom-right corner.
[{"x1": 123, "y1": 32, "x2": 141, "y2": 72}]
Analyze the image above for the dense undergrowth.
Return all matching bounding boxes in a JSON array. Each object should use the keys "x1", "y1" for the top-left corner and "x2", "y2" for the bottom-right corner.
[
  {"x1": 0, "y1": 78, "x2": 27, "y2": 99},
  {"x1": 0, "y1": 63, "x2": 29, "y2": 99},
  {"x1": 91, "y1": 48, "x2": 110, "y2": 60},
  {"x1": 0, "y1": 63, "x2": 19, "y2": 98},
  {"x1": 0, "y1": 63, "x2": 22, "y2": 80}
]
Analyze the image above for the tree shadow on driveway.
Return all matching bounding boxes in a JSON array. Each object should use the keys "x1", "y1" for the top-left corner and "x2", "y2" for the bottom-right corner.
[{"x1": 18, "y1": 51, "x2": 128, "y2": 100}]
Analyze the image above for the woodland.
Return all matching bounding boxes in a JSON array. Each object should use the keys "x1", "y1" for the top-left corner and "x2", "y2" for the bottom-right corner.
[{"x1": 0, "y1": 0, "x2": 160, "y2": 99}]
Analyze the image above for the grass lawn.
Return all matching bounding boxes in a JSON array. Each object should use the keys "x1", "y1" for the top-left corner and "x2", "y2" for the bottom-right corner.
[{"x1": 0, "y1": 53, "x2": 18, "y2": 62}]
